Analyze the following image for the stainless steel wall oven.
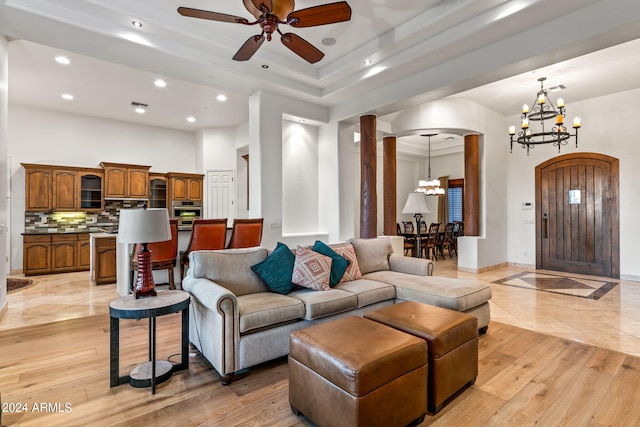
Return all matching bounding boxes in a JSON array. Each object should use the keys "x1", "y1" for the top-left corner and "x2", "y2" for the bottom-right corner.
[{"x1": 172, "y1": 200, "x2": 202, "y2": 230}]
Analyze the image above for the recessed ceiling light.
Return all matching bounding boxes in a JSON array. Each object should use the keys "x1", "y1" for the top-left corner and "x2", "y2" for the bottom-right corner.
[
  {"x1": 364, "y1": 58, "x2": 372, "y2": 66},
  {"x1": 216, "y1": 94, "x2": 227, "y2": 102},
  {"x1": 135, "y1": 107, "x2": 146, "y2": 114},
  {"x1": 154, "y1": 79, "x2": 167, "y2": 88},
  {"x1": 55, "y1": 55, "x2": 70, "y2": 65},
  {"x1": 61, "y1": 94, "x2": 74, "y2": 100},
  {"x1": 187, "y1": 117, "x2": 196, "y2": 123},
  {"x1": 132, "y1": 20, "x2": 143, "y2": 28},
  {"x1": 321, "y1": 38, "x2": 336, "y2": 46},
  {"x1": 261, "y1": 64, "x2": 269, "y2": 69}
]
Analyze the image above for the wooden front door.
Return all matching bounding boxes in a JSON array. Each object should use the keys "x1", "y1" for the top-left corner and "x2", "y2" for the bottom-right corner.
[{"x1": 535, "y1": 153, "x2": 619, "y2": 278}]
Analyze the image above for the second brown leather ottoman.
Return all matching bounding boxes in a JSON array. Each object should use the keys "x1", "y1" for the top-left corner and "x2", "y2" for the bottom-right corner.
[
  {"x1": 365, "y1": 301, "x2": 478, "y2": 414},
  {"x1": 289, "y1": 316, "x2": 428, "y2": 427}
]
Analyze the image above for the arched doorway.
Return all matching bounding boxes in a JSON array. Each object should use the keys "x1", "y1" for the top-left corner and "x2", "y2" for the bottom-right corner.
[{"x1": 535, "y1": 153, "x2": 619, "y2": 278}]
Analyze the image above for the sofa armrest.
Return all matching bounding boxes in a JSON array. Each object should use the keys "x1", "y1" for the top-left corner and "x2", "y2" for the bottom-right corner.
[
  {"x1": 389, "y1": 254, "x2": 434, "y2": 276},
  {"x1": 181, "y1": 276, "x2": 239, "y2": 378}
]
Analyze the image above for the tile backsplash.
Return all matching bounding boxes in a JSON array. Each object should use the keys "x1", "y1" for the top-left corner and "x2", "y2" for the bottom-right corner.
[{"x1": 24, "y1": 200, "x2": 147, "y2": 233}]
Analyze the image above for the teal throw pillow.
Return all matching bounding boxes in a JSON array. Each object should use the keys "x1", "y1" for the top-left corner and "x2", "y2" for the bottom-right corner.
[
  {"x1": 312, "y1": 241, "x2": 350, "y2": 287},
  {"x1": 251, "y1": 242, "x2": 295, "y2": 294}
]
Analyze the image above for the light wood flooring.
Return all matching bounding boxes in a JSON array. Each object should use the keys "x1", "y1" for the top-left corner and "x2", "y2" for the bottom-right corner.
[{"x1": 2, "y1": 259, "x2": 640, "y2": 426}]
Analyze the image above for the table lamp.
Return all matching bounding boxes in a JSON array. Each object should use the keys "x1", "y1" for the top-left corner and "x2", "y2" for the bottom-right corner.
[
  {"x1": 402, "y1": 192, "x2": 431, "y2": 256},
  {"x1": 118, "y1": 207, "x2": 171, "y2": 298}
]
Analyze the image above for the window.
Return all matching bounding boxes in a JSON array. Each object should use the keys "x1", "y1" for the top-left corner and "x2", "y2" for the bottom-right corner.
[{"x1": 448, "y1": 179, "x2": 464, "y2": 223}]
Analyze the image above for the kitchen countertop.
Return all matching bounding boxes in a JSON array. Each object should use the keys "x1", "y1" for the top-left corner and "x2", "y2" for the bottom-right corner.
[{"x1": 23, "y1": 228, "x2": 105, "y2": 235}]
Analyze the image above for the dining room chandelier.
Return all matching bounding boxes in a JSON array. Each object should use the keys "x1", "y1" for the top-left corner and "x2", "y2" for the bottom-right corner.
[
  {"x1": 508, "y1": 77, "x2": 581, "y2": 155},
  {"x1": 417, "y1": 133, "x2": 445, "y2": 195}
]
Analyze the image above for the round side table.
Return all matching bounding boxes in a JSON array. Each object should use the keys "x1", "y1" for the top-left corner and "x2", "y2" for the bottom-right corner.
[{"x1": 109, "y1": 290, "x2": 190, "y2": 394}]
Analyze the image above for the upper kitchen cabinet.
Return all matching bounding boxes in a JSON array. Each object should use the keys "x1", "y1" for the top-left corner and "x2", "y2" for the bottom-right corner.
[
  {"x1": 167, "y1": 173, "x2": 204, "y2": 202},
  {"x1": 52, "y1": 169, "x2": 78, "y2": 211},
  {"x1": 100, "y1": 162, "x2": 151, "y2": 200},
  {"x1": 22, "y1": 164, "x2": 103, "y2": 212},
  {"x1": 23, "y1": 164, "x2": 53, "y2": 211},
  {"x1": 79, "y1": 171, "x2": 104, "y2": 211},
  {"x1": 149, "y1": 173, "x2": 168, "y2": 208}
]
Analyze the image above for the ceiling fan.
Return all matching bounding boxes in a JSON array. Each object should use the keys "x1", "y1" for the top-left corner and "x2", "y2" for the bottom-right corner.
[{"x1": 178, "y1": 0, "x2": 352, "y2": 64}]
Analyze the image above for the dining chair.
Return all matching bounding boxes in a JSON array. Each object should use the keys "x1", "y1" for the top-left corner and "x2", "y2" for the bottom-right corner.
[
  {"x1": 398, "y1": 223, "x2": 416, "y2": 256},
  {"x1": 421, "y1": 222, "x2": 440, "y2": 260},
  {"x1": 179, "y1": 218, "x2": 228, "y2": 278},
  {"x1": 227, "y1": 218, "x2": 264, "y2": 249},
  {"x1": 129, "y1": 219, "x2": 179, "y2": 290},
  {"x1": 437, "y1": 222, "x2": 456, "y2": 259}
]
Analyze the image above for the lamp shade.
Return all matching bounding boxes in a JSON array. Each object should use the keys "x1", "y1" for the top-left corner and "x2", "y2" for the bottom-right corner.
[
  {"x1": 402, "y1": 192, "x2": 431, "y2": 214},
  {"x1": 117, "y1": 208, "x2": 171, "y2": 244}
]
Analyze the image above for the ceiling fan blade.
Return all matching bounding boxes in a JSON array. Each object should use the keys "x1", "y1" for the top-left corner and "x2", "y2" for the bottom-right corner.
[
  {"x1": 233, "y1": 35, "x2": 266, "y2": 61},
  {"x1": 251, "y1": 0, "x2": 273, "y2": 13},
  {"x1": 288, "y1": 1, "x2": 352, "y2": 28},
  {"x1": 178, "y1": 7, "x2": 247, "y2": 24},
  {"x1": 280, "y1": 33, "x2": 324, "y2": 64}
]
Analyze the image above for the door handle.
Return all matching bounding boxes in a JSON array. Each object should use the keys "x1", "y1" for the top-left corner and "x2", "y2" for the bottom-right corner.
[{"x1": 542, "y1": 213, "x2": 548, "y2": 239}]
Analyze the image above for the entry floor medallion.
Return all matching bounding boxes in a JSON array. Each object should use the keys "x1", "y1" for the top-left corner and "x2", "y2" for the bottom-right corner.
[{"x1": 492, "y1": 271, "x2": 618, "y2": 300}]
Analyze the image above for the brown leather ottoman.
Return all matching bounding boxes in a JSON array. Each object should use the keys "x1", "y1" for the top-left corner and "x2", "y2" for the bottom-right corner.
[
  {"x1": 289, "y1": 316, "x2": 428, "y2": 427},
  {"x1": 365, "y1": 301, "x2": 478, "y2": 414}
]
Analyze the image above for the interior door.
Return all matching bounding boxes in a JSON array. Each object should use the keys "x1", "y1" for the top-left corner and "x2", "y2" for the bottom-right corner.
[
  {"x1": 535, "y1": 153, "x2": 619, "y2": 278},
  {"x1": 207, "y1": 170, "x2": 234, "y2": 226}
]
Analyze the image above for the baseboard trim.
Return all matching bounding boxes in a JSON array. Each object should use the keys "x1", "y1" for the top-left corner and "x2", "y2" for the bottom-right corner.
[{"x1": 457, "y1": 262, "x2": 511, "y2": 274}]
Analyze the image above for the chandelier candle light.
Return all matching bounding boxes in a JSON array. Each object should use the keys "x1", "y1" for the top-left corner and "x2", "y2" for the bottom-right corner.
[
  {"x1": 417, "y1": 133, "x2": 445, "y2": 195},
  {"x1": 509, "y1": 77, "x2": 581, "y2": 155}
]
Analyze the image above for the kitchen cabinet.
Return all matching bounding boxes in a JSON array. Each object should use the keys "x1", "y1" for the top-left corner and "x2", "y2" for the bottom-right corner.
[
  {"x1": 51, "y1": 234, "x2": 78, "y2": 272},
  {"x1": 23, "y1": 235, "x2": 52, "y2": 275},
  {"x1": 52, "y1": 169, "x2": 78, "y2": 211},
  {"x1": 149, "y1": 174, "x2": 168, "y2": 208},
  {"x1": 167, "y1": 172, "x2": 204, "y2": 202},
  {"x1": 79, "y1": 171, "x2": 104, "y2": 211},
  {"x1": 78, "y1": 234, "x2": 91, "y2": 270},
  {"x1": 22, "y1": 164, "x2": 104, "y2": 212},
  {"x1": 23, "y1": 233, "x2": 92, "y2": 276},
  {"x1": 92, "y1": 236, "x2": 117, "y2": 285},
  {"x1": 23, "y1": 165, "x2": 53, "y2": 211},
  {"x1": 100, "y1": 162, "x2": 151, "y2": 200}
]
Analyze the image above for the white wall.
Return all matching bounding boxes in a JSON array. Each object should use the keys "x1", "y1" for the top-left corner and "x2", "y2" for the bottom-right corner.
[
  {"x1": 0, "y1": 36, "x2": 8, "y2": 315},
  {"x1": 7, "y1": 105, "x2": 198, "y2": 270},
  {"x1": 282, "y1": 120, "x2": 319, "y2": 235},
  {"x1": 505, "y1": 88, "x2": 640, "y2": 280}
]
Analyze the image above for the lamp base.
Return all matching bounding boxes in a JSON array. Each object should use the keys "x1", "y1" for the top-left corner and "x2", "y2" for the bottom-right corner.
[{"x1": 135, "y1": 249, "x2": 157, "y2": 299}]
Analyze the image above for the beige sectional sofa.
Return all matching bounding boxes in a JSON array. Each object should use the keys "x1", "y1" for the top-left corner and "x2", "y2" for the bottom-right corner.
[{"x1": 181, "y1": 237, "x2": 492, "y2": 384}]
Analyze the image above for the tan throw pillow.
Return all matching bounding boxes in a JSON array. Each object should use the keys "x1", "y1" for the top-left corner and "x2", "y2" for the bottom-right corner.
[
  {"x1": 349, "y1": 237, "x2": 393, "y2": 275},
  {"x1": 331, "y1": 243, "x2": 363, "y2": 282},
  {"x1": 292, "y1": 246, "x2": 332, "y2": 291}
]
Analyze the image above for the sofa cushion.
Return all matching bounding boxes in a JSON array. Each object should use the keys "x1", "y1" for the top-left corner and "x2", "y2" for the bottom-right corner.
[
  {"x1": 330, "y1": 243, "x2": 363, "y2": 282},
  {"x1": 365, "y1": 271, "x2": 492, "y2": 312},
  {"x1": 237, "y1": 292, "x2": 305, "y2": 334},
  {"x1": 292, "y1": 246, "x2": 332, "y2": 291},
  {"x1": 288, "y1": 288, "x2": 358, "y2": 320},
  {"x1": 350, "y1": 237, "x2": 393, "y2": 275},
  {"x1": 190, "y1": 247, "x2": 269, "y2": 296},
  {"x1": 335, "y1": 279, "x2": 396, "y2": 308},
  {"x1": 251, "y1": 242, "x2": 295, "y2": 294},
  {"x1": 312, "y1": 241, "x2": 350, "y2": 286}
]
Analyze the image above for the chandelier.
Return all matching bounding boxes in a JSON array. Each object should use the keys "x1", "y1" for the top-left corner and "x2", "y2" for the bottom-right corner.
[
  {"x1": 417, "y1": 133, "x2": 445, "y2": 195},
  {"x1": 508, "y1": 77, "x2": 581, "y2": 155}
]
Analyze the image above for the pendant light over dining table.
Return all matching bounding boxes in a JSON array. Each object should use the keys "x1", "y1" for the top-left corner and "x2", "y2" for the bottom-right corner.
[{"x1": 417, "y1": 133, "x2": 445, "y2": 195}]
